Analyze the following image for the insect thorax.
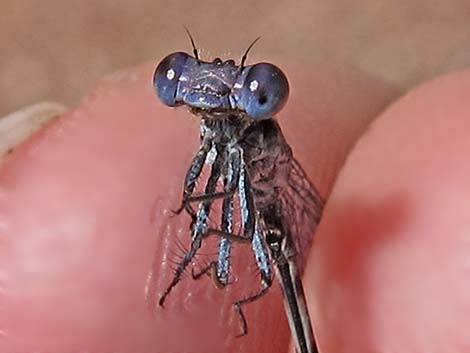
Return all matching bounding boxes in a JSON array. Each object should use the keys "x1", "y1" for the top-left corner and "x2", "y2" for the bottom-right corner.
[{"x1": 199, "y1": 114, "x2": 293, "y2": 210}]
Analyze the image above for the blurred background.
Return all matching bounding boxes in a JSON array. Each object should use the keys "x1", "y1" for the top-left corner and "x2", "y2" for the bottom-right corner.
[{"x1": 1, "y1": 0, "x2": 470, "y2": 117}]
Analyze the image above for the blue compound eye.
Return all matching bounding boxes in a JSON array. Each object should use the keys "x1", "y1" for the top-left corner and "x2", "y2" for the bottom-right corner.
[
  {"x1": 153, "y1": 52, "x2": 190, "y2": 106},
  {"x1": 240, "y1": 63, "x2": 289, "y2": 119}
]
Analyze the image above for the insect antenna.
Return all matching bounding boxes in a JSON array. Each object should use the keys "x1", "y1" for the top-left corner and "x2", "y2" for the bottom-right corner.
[
  {"x1": 183, "y1": 26, "x2": 200, "y2": 63},
  {"x1": 240, "y1": 36, "x2": 261, "y2": 70}
]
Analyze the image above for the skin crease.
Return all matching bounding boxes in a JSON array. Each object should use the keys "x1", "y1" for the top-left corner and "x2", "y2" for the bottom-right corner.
[{"x1": 0, "y1": 59, "x2": 399, "y2": 353}]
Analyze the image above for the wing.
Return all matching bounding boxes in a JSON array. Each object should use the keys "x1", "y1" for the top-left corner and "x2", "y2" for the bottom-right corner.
[{"x1": 280, "y1": 157, "x2": 325, "y2": 272}]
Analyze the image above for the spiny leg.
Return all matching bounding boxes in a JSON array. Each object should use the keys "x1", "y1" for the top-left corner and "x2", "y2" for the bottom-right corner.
[
  {"x1": 183, "y1": 190, "x2": 234, "y2": 204},
  {"x1": 237, "y1": 157, "x2": 256, "y2": 241},
  {"x1": 203, "y1": 157, "x2": 256, "y2": 243},
  {"x1": 234, "y1": 222, "x2": 273, "y2": 336},
  {"x1": 159, "y1": 144, "x2": 225, "y2": 307},
  {"x1": 173, "y1": 137, "x2": 213, "y2": 217},
  {"x1": 191, "y1": 214, "x2": 235, "y2": 289},
  {"x1": 234, "y1": 281, "x2": 271, "y2": 337},
  {"x1": 215, "y1": 188, "x2": 235, "y2": 287},
  {"x1": 222, "y1": 160, "x2": 272, "y2": 337},
  {"x1": 191, "y1": 259, "x2": 226, "y2": 290},
  {"x1": 192, "y1": 149, "x2": 242, "y2": 288},
  {"x1": 180, "y1": 190, "x2": 235, "y2": 233},
  {"x1": 159, "y1": 244, "x2": 200, "y2": 307},
  {"x1": 193, "y1": 160, "x2": 257, "y2": 289}
]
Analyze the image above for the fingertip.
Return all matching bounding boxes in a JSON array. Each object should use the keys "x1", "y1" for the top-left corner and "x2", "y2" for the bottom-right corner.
[
  {"x1": 0, "y1": 59, "x2": 398, "y2": 353},
  {"x1": 280, "y1": 60, "x2": 399, "y2": 195},
  {"x1": 275, "y1": 62, "x2": 398, "y2": 353},
  {"x1": 0, "y1": 61, "x2": 205, "y2": 351},
  {"x1": 311, "y1": 69, "x2": 470, "y2": 352}
]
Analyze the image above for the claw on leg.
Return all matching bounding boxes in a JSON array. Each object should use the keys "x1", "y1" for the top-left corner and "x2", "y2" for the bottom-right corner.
[
  {"x1": 191, "y1": 261, "x2": 226, "y2": 289},
  {"x1": 233, "y1": 283, "x2": 270, "y2": 337}
]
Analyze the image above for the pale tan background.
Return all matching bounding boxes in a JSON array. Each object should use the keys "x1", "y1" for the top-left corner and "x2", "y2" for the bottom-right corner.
[{"x1": 1, "y1": 0, "x2": 470, "y2": 117}]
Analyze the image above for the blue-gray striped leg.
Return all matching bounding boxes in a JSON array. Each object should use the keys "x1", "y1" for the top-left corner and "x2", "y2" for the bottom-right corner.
[
  {"x1": 159, "y1": 144, "x2": 224, "y2": 307},
  {"x1": 234, "y1": 159, "x2": 273, "y2": 336},
  {"x1": 192, "y1": 149, "x2": 241, "y2": 287},
  {"x1": 234, "y1": 221, "x2": 273, "y2": 337},
  {"x1": 205, "y1": 156, "x2": 255, "y2": 243},
  {"x1": 174, "y1": 137, "x2": 212, "y2": 217}
]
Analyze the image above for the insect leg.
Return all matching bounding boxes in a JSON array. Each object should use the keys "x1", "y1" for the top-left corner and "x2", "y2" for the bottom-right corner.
[
  {"x1": 205, "y1": 157, "x2": 255, "y2": 243},
  {"x1": 215, "y1": 149, "x2": 241, "y2": 286},
  {"x1": 237, "y1": 157, "x2": 256, "y2": 240},
  {"x1": 234, "y1": 282, "x2": 271, "y2": 337},
  {"x1": 159, "y1": 240, "x2": 199, "y2": 307},
  {"x1": 183, "y1": 190, "x2": 234, "y2": 204},
  {"x1": 233, "y1": 222, "x2": 273, "y2": 336},
  {"x1": 173, "y1": 137, "x2": 213, "y2": 217},
  {"x1": 159, "y1": 144, "x2": 224, "y2": 307},
  {"x1": 192, "y1": 149, "x2": 241, "y2": 288}
]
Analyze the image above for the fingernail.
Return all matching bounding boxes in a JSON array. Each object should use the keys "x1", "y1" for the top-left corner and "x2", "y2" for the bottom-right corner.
[{"x1": 0, "y1": 102, "x2": 67, "y2": 162}]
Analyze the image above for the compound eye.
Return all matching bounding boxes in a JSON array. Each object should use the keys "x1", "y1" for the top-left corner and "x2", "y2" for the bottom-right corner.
[
  {"x1": 153, "y1": 52, "x2": 190, "y2": 106},
  {"x1": 240, "y1": 63, "x2": 289, "y2": 119}
]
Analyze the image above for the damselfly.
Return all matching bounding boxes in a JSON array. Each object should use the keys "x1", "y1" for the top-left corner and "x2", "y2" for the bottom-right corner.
[{"x1": 153, "y1": 33, "x2": 324, "y2": 353}]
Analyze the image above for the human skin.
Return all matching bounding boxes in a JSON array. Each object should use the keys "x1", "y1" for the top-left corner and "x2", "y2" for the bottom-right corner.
[
  {"x1": 309, "y1": 69, "x2": 470, "y2": 353},
  {"x1": 3, "y1": 60, "x2": 468, "y2": 352}
]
